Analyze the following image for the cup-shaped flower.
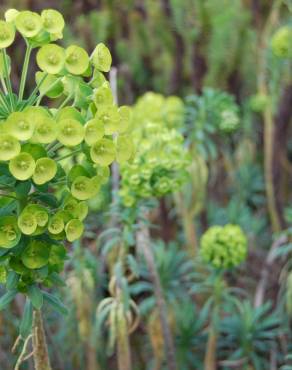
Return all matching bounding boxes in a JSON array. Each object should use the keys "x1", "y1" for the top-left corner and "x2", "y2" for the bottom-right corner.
[
  {"x1": 57, "y1": 119, "x2": 84, "y2": 146},
  {"x1": 96, "y1": 106, "x2": 120, "y2": 135},
  {"x1": 21, "y1": 240, "x2": 51, "y2": 269},
  {"x1": 118, "y1": 106, "x2": 131, "y2": 133},
  {"x1": 41, "y1": 9, "x2": 65, "y2": 34},
  {"x1": 94, "y1": 83, "x2": 113, "y2": 107},
  {"x1": 32, "y1": 117, "x2": 58, "y2": 144},
  {"x1": 91, "y1": 43, "x2": 112, "y2": 72},
  {"x1": 116, "y1": 135, "x2": 134, "y2": 163},
  {"x1": 5, "y1": 9, "x2": 19, "y2": 23},
  {"x1": 6, "y1": 112, "x2": 35, "y2": 141},
  {"x1": 65, "y1": 45, "x2": 89, "y2": 75},
  {"x1": 0, "y1": 20, "x2": 15, "y2": 48},
  {"x1": 0, "y1": 216, "x2": 20, "y2": 249},
  {"x1": 0, "y1": 134, "x2": 20, "y2": 160},
  {"x1": 77, "y1": 201, "x2": 88, "y2": 221},
  {"x1": 71, "y1": 176, "x2": 94, "y2": 200},
  {"x1": 48, "y1": 213, "x2": 65, "y2": 235},
  {"x1": 84, "y1": 118, "x2": 104, "y2": 145},
  {"x1": 65, "y1": 219, "x2": 84, "y2": 242},
  {"x1": 56, "y1": 106, "x2": 85, "y2": 123},
  {"x1": 9, "y1": 152, "x2": 36, "y2": 180},
  {"x1": 15, "y1": 11, "x2": 42, "y2": 38},
  {"x1": 37, "y1": 44, "x2": 65, "y2": 74},
  {"x1": 90, "y1": 138, "x2": 116, "y2": 166},
  {"x1": 33, "y1": 157, "x2": 57, "y2": 185},
  {"x1": 32, "y1": 116, "x2": 58, "y2": 143},
  {"x1": 17, "y1": 212, "x2": 38, "y2": 235}
]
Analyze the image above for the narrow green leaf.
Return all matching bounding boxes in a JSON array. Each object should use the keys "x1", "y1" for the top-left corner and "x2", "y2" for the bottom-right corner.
[
  {"x1": 0, "y1": 289, "x2": 17, "y2": 310},
  {"x1": 28, "y1": 285, "x2": 43, "y2": 310},
  {"x1": 6, "y1": 271, "x2": 19, "y2": 290},
  {"x1": 20, "y1": 299, "x2": 33, "y2": 338},
  {"x1": 43, "y1": 291, "x2": 68, "y2": 315}
]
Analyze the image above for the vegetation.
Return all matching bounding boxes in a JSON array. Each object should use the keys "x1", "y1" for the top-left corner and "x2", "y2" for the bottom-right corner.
[{"x1": 0, "y1": 1, "x2": 291, "y2": 370}]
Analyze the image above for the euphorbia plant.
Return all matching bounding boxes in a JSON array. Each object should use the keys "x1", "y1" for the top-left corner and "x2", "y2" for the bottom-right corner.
[{"x1": 0, "y1": 7, "x2": 133, "y2": 368}]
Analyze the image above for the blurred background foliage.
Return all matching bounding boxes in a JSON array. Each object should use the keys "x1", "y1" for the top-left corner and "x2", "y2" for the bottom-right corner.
[{"x1": 0, "y1": 0, "x2": 291, "y2": 369}]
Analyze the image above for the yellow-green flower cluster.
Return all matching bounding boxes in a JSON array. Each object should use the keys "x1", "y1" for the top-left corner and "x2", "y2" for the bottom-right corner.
[
  {"x1": 120, "y1": 93, "x2": 189, "y2": 207},
  {"x1": 271, "y1": 25, "x2": 292, "y2": 59},
  {"x1": 200, "y1": 224, "x2": 247, "y2": 269},
  {"x1": 0, "y1": 8, "x2": 133, "y2": 295},
  {"x1": 132, "y1": 92, "x2": 185, "y2": 130}
]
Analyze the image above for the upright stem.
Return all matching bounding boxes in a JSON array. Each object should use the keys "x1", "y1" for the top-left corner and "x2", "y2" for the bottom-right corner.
[
  {"x1": 257, "y1": 0, "x2": 282, "y2": 232},
  {"x1": 32, "y1": 310, "x2": 51, "y2": 370},
  {"x1": 204, "y1": 328, "x2": 217, "y2": 370},
  {"x1": 2, "y1": 49, "x2": 14, "y2": 110},
  {"x1": 136, "y1": 214, "x2": 177, "y2": 370},
  {"x1": 116, "y1": 294, "x2": 132, "y2": 370},
  {"x1": 18, "y1": 43, "x2": 32, "y2": 101}
]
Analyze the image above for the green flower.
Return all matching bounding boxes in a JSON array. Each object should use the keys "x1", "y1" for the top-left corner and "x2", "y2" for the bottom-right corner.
[
  {"x1": 91, "y1": 43, "x2": 112, "y2": 72},
  {"x1": 15, "y1": 10, "x2": 43, "y2": 38},
  {"x1": 41, "y1": 9, "x2": 65, "y2": 34},
  {"x1": 65, "y1": 219, "x2": 84, "y2": 242},
  {"x1": 65, "y1": 45, "x2": 89, "y2": 75},
  {"x1": 4, "y1": 9, "x2": 19, "y2": 23},
  {"x1": 48, "y1": 213, "x2": 65, "y2": 235},
  {"x1": 115, "y1": 135, "x2": 134, "y2": 163},
  {"x1": 9, "y1": 152, "x2": 36, "y2": 180},
  {"x1": 6, "y1": 112, "x2": 34, "y2": 140},
  {"x1": 0, "y1": 134, "x2": 20, "y2": 160},
  {"x1": 0, "y1": 20, "x2": 15, "y2": 48},
  {"x1": 200, "y1": 224, "x2": 248, "y2": 269},
  {"x1": 96, "y1": 106, "x2": 120, "y2": 135},
  {"x1": 0, "y1": 216, "x2": 20, "y2": 249},
  {"x1": 90, "y1": 138, "x2": 116, "y2": 166},
  {"x1": 71, "y1": 176, "x2": 94, "y2": 201},
  {"x1": 84, "y1": 118, "x2": 104, "y2": 145},
  {"x1": 32, "y1": 116, "x2": 57, "y2": 144},
  {"x1": 271, "y1": 26, "x2": 292, "y2": 58},
  {"x1": 33, "y1": 157, "x2": 57, "y2": 185},
  {"x1": 57, "y1": 119, "x2": 85, "y2": 146},
  {"x1": 21, "y1": 240, "x2": 51, "y2": 269},
  {"x1": 18, "y1": 212, "x2": 38, "y2": 235},
  {"x1": 37, "y1": 44, "x2": 65, "y2": 74}
]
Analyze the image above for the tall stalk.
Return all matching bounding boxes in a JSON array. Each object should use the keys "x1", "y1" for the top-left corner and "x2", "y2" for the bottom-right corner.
[
  {"x1": 257, "y1": 0, "x2": 283, "y2": 232},
  {"x1": 136, "y1": 213, "x2": 177, "y2": 370},
  {"x1": 32, "y1": 310, "x2": 51, "y2": 370}
]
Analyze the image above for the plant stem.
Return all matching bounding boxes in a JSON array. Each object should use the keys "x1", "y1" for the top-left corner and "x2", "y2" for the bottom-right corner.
[
  {"x1": 18, "y1": 43, "x2": 32, "y2": 101},
  {"x1": 257, "y1": 0, "x2": 283, "y2": 232},
  {"x1": 55, "y1": 148, "x2": 82, "y2": 162},
  {"x1": 136, "y1": 212, "x2": 177, "y2": 370},
  {"x1": 2, "y1": 49, "x2": 14, "y2": 110},
  {"x1": 204, "y1": 327, "x2": 217, "y2": 370},
  {"x1": 34, "y1": 77, "x2": 62, "y2": 106},
  {"x1": 1, "y1": 77, "x2": 8, "y2": 94},
  {"x1": 56, "y1": 94, "x2": 73, "y2": 111},
  {"x1": 32, "y1": 310, "x2": 51, "y2": 370}
]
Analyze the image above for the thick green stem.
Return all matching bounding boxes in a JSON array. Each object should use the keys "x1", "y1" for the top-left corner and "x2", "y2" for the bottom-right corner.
[
  {"x1": 18, "y1": 43, "x2": 32, "y2": 101},
  {"x1": 32, "y1": 310, "x2": 51, "y2": 370}
]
